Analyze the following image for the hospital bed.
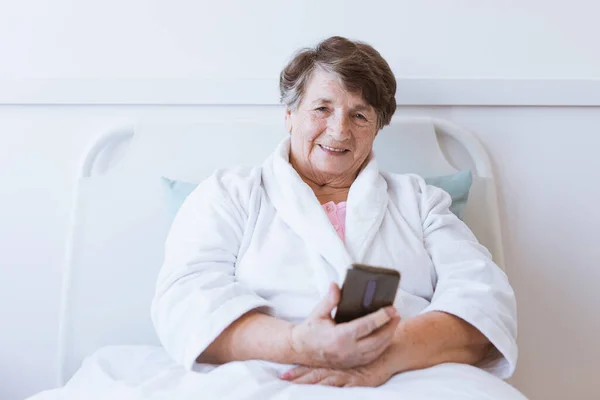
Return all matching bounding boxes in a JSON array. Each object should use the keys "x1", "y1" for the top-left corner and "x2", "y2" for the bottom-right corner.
[{"x1": 33, "y1": 117, "x2": 523, "y2": 399}]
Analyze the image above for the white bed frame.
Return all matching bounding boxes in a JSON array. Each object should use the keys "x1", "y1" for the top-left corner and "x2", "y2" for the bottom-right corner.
[{"x1": 57, "y1": 116, "x2": 505, "y2": 385}]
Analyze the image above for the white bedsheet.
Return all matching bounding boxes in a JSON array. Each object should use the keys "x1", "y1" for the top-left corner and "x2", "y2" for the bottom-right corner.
[{"x1": 29, "y1": 346, "x2": 527, "y2": 400}]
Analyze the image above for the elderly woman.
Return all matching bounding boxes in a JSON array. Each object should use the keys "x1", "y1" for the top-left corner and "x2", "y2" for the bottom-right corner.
[{"x1": 152, "y1": 36, "x2": 518, "y2": 392}]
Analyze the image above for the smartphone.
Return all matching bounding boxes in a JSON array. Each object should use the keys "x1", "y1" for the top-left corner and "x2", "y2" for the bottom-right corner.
[{"x1": 334, "y1": 264, "x2": 401, "y2": 324}]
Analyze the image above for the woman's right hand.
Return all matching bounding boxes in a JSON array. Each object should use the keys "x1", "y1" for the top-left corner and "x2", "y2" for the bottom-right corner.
[{"x1": 290, "y1": 283, "x2": 400, "y2": 369}]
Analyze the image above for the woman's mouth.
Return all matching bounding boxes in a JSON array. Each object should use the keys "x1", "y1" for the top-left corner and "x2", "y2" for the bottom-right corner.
[{"x1": 319, "y1": 144, "x2": 349, "y2": 154}]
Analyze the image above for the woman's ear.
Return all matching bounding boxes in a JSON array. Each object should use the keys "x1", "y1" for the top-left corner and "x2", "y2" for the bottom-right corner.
[{"x1": 285, "y1": 107, "x2": 293, "y2": 134}]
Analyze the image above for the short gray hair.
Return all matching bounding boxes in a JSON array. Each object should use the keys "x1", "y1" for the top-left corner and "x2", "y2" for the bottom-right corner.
[{"x1": 279, "y1": 36, "x2": 397, "y2": 130}]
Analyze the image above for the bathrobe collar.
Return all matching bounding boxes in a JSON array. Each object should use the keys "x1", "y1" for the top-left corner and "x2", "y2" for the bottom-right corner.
[{"x1": 261, "y1": 138, "x2": 389, "y2": 290}]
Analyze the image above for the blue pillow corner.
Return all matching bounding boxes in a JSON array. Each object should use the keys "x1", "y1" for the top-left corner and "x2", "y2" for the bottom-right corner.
[{"x1": 424, "y1": 170, "x2": 473, "y2": 219}]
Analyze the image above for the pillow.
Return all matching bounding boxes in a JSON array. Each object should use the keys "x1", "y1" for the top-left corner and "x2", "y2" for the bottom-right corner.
[
  {"x1": 424, "y1": 170, "x2": 472, "y2": 219},
  {"x1": 161, "y1": 170, "x2": 472, "y2": 221},
  {"x1": 161, "y1": 178, "x2": 199, "y2": 218}
]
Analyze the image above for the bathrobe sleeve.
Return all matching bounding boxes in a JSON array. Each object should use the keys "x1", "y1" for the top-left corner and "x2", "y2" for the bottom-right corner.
[
  {"x1": 417, "y1": 180, "x2": 518, "y2": 379},
  {"x1": 151, "y1": 170, "x2": 271, "y2": 369}
]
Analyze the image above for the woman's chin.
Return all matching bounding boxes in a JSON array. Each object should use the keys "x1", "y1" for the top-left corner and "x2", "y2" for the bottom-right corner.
[{"x1": 315, "y1": 164, "x2": 353, "y2": 178}]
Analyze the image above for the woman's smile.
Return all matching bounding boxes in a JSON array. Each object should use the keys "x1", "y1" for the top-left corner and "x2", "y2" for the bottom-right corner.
[{"x1": 318, "y1": 144, "x2": 349, "y2": 155}]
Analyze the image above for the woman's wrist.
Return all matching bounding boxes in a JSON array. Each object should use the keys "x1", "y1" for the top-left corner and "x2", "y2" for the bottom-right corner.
[
  {"x1": 287, "y1": 323, "x2": 311, "y2": 366},
  {"x1": 380, "y1": 312, "x2": 493, "y2": 377},
  {"x1": 381, "y1": 317, "x2": 444, "y2": 376},
  {"x1": 375, "y1": 339, "x2": 405, "y2": 378}
]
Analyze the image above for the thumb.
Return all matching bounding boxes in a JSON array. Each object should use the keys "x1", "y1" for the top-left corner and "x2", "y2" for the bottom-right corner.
[{"x1": 310, "y1": 283, "x2": 340, "y2": 319}]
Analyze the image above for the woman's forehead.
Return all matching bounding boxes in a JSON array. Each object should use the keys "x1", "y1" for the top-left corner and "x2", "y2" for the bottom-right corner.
[{"x1": 303, "y1": 70, "x2": 370, "y2": 109}]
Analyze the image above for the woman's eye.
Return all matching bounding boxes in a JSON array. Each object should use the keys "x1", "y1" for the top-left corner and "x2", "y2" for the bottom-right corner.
[
  {"x1": 315, "y1": 107, "x2": 328, "y2": 112},
  {"x1": 355, "y1": 113, "x2": 367, "y2": 120}
]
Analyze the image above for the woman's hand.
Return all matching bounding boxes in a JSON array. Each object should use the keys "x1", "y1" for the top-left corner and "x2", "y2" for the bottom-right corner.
[
  {"x1": 280, "y1": 357, "x2": 393, "y2": 388},
  {"x1": 290, "y1": 283, "x2": 400, "y2": 369}
]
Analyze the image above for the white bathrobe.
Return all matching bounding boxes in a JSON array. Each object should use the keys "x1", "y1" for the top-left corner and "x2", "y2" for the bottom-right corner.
[{"x1": 151, "y1": 138, "x2": 518, "y2": 381}]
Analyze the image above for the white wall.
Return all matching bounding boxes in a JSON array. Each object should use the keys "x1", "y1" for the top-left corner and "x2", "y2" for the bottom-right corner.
[
  {"x1": 2, "y1": 0, "x2": 600, "y2": 79},
  {"x1": 1, "y1": 1, "x2": 599, "y2": 399}
]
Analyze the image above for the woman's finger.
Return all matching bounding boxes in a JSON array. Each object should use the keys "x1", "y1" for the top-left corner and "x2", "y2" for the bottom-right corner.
[
  {"x1": 292, "y1": 369, "x2": 326, "y2": 384},
  {"x1": 309, "y1": 283, "x2": 340, "y2": 319},
  {"x1": 341, "y1": 306, "x2": 396, "y2": 340},
  {"x1": 281, "y1": 366, "x2": 310, "y2": 381},
  {"x1": 355, "y1": 316, "x2": 400, "y2": 355},
  {"x1": 318, "y1": 375, "x2": 346, "y2": 387}
]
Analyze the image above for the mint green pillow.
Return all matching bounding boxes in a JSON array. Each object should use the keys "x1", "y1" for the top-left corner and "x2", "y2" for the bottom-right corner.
[
  {"x1": 424, "y1": 170, "x2": 472, "y2": 219},
  {"x1": 160, "y1": 178, "x2": 199, "y2": 218},
  {"x1": 161, "y1": 170, "x2": 472, "y2": 220}
]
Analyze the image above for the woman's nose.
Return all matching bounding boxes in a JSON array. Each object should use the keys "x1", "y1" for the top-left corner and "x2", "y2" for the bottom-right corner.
[{"x1": 328, "y1": 113, "x2": 350, "y2": 139}]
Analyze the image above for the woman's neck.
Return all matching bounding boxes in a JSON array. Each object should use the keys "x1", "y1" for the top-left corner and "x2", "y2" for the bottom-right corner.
[
  {"x1": 289, "y1": 153, "x2": 371, "y2": 205},
  {"x1": 312, "y1": 185, "x2": 349, "y2": 205},
  {"x1": 293, "y1": 170, "x2": 351, "y2": 205}
]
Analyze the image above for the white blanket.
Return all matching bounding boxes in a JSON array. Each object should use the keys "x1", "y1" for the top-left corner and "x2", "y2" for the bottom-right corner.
[{"x1": 29, "y1": 345, "x2": 526, "y2": 400}]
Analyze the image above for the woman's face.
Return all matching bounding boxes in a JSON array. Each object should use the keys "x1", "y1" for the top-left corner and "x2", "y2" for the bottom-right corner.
[{"x1": 286, "y1": 69, "x2": 379, "y2": 186}]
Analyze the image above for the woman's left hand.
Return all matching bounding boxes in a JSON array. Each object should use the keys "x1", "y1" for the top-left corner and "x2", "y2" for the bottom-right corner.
[{"x1": 280, "y1": 359, "x2": 393, "y2": 388}]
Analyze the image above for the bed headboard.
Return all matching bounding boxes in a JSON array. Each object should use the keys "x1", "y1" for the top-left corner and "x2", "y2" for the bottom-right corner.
[{"x1": 57, "y1": 116, "x2": 505, "y2": 384}]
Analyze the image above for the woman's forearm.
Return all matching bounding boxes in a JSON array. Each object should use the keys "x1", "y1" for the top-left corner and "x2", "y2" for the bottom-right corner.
[
  {"x1": 197, "y1": 311, "x2": 305, "y2": 365},
  {"x1": 380, "y1": 311, "x2": 492, "y2": 375},
  {"x1": 197, "y1": 284, "x2": 399, "y2": 369}
]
